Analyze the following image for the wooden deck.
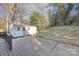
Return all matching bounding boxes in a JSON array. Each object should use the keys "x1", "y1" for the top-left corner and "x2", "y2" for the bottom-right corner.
[
  {"x1": 1, "y1": 35, "x2": 79, "y2": 56},
  {"x1": 0, "y1": 36, "x2": 39, "y2": 56}
]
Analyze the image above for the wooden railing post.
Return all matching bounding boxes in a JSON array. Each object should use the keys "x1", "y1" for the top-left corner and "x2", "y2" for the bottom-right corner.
[
  {"x1": 8, "y1": 34, "x2": 12, "y2": 50},
  {"x1": 5, "y1": 33, "x2": 12, "y2": 50}
]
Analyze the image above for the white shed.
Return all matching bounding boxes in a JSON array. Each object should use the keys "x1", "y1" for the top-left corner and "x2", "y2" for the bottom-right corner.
[
  {"x1": 25, "y1": 26, "x2": 37, "y2": 35},
  {"x1": 10, "y1": 24, "x2": 37, "y2": 38}
]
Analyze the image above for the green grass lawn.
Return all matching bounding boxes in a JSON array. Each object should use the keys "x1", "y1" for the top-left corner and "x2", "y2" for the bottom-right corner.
[{"x1": 39, "y1": 26, "x2": 79, "y2": 45}]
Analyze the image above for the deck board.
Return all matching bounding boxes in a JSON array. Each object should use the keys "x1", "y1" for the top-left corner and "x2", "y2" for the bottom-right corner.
[{"x1": 0, "y1": 36, "x2": 38, "y2": 56}]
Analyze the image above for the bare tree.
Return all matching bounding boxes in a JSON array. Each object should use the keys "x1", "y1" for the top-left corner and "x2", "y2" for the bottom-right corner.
[{"x1": 2, "y1": 3, "x2": 25, "y2": 32}]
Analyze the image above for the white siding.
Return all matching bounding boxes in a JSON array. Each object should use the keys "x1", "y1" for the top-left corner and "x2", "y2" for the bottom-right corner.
[
  {"x1": 25, "y1": 26, "x2": 37, "y2": 35},
  {"x1": 10, "y1": 26, "x2": 24, "y2": 37}
]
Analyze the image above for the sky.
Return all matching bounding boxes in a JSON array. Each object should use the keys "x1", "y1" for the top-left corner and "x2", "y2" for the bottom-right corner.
[
  {"x1": 0, "y1": 6, "x2": 5, "y2": 16},
  {"x1": 70, "y1": 4, "x2": 78, "y2": 16},
  {"x1": 51, "y1": 3, "x2": 79, "y2": 16},
  {"x1": 0, "y1": 3, "x2": 78, "y2": 19}
]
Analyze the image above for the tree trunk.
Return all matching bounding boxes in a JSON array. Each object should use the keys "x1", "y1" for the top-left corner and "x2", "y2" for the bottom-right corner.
[{"x1": 62, "y1": 4, "x2": 74, "y2": 25}]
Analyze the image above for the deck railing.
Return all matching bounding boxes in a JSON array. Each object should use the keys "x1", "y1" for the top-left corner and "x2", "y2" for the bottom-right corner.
[{"x1": 5, "y1": 33, "x2": 12, "y2": 50}]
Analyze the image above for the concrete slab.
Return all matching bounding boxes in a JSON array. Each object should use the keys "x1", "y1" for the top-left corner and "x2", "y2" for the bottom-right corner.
[{"x1": 52, "y1": 43, "x2": 79, "y2": 56}]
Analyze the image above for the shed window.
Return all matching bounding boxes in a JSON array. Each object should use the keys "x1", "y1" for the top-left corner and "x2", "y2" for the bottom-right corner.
[
  {"x1": 17, "y1": 27, "x2": 20, "y2": 31},
  {"x1": 23, "y1": 27, "x2": 26, "y2": 31},
  {"x1": 28, "y1": 27, "x2": 29, "y2": 30}
]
